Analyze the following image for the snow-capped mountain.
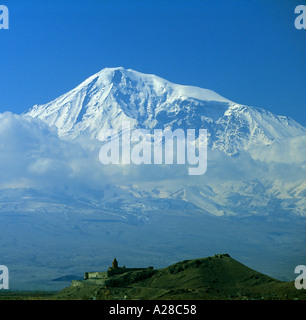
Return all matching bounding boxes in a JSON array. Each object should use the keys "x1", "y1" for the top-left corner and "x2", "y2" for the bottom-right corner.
[
  {"x1": 26, "y1": 67, "x2": 306, "y2": 155},
  {"x1": 21, "y1": 67, "x2": 306, "y2": 218},
  {"x1": 2, "y1": 68, "x2": 306, "y2": 290}
]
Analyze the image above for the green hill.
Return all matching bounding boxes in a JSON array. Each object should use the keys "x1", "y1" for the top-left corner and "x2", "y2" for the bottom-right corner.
[{"x1": 52, "y1": 254, "x2": 306, "y2": 300}]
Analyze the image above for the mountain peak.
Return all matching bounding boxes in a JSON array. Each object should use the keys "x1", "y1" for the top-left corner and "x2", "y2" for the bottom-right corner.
[
  {"x1": 88, "y1": 67, "x2": 232, "y2": 103},
  {"x1": 26, "y1": 67, "x2": 306, "y2": 154}
]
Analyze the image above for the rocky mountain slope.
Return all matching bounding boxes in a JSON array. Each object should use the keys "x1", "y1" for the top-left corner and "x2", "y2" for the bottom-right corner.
[{"x1": 26, "y1": 67, "x2": 306, "y2": 156}]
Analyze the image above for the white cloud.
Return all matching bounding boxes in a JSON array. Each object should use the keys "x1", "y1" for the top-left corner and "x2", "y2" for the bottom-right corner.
[
  {"x1": 0, "y1": 112, "x2": 107, "y2": 190},
  {"x1": 249, "y1": 135, "x2": 306, "y2": 164},
  {"x1": 0, "y1": 112, "x2": 305, "y2": 213}
]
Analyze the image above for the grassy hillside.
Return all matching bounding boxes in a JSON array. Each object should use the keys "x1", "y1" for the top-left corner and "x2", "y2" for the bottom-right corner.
[{"x1": 50, "y1": 254, "x2": 306, "y2": 300}]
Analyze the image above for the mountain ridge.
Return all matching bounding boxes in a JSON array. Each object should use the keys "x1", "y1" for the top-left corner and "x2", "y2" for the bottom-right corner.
[{"x1": 26, "y1": 67, "x2": 306, "y2": 156}]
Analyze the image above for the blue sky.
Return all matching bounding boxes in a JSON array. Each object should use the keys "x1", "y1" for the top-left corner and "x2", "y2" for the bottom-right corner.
[{"x1": 0, "y1": 0, "x2": 305, "y2": 125}]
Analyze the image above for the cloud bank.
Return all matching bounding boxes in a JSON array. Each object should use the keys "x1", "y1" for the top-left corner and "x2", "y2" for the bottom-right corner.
[{"x1": 0, "y1": 112, "x2": 305, "y2": 216}]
